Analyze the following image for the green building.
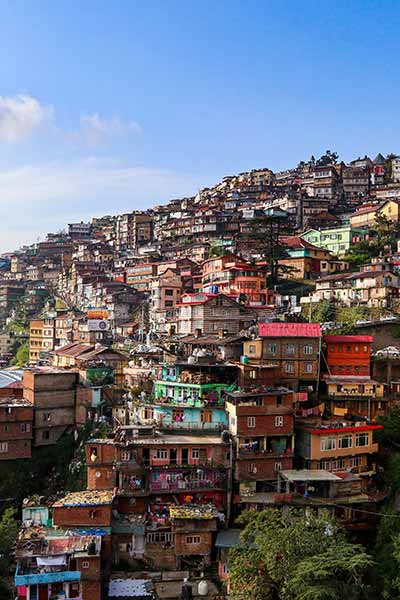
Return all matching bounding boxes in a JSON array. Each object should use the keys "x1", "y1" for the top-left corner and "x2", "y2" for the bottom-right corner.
[{"x1": 301, "y1": 225, "x2": 367, "y2": 255}]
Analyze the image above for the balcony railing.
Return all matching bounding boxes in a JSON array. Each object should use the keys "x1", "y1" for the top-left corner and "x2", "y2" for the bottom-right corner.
[
  {"x1": 153, "y1": 397, "x2": 225, "y2": 408},
  {"x1": 149, "y1": 478, "x2": 226, "y2": 492},
  {"x1": 160, "y1": 421, "x2": 226, "y2": 432}
]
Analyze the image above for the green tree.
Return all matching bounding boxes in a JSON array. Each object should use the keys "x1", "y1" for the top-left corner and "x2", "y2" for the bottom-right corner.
[
  {"x1": 239, "y1": 212, "x2": 294, "y2": 285},
  {"x1": 228, "y1": 508, "x2": 372, "y2": 600},
  {"x1": 0, "y1": 507, "x2": 19, "y2": 599},
  {"x1": 11, "y1": 342, "x2": 29, "y2": 366}
]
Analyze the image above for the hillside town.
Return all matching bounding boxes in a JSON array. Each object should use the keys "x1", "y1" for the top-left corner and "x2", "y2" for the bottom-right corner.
[{"x1": 4, "y1": 150, "x2": 400, "y2": 599}]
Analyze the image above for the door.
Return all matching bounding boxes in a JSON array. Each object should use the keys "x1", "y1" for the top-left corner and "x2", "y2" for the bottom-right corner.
[
  {"x1": 142, "y1": 448, "x2": 150, "y2": 466},
  {"x1": 201, "y1": 410, "x2": 212, "y2": 425},
  {"x1": 170, "y1": 448, "x2": 177, "y2": 465},
  {"x1": 181, "y1": 448, "x2": 189, "y2": 464}
]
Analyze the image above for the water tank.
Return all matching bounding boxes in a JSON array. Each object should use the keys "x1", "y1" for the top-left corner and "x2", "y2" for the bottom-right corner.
[
  {"x1": 241, "y1": 355, "x2": 249, "y2": 364},
  {"x1": 198, "y1": 579, "x2": 209, "y2": 596}
]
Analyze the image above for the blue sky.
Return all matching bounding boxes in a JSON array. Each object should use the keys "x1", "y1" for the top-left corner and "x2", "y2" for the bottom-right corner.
[{"x1": 0, "y1": 0, "x2": 400, "y2": 251}]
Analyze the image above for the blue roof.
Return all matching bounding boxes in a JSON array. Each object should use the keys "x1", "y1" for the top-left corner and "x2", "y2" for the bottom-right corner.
[
  {"x1": 215, "y1": 528, "x2": 242, "y2": 548},
  {"x1": 0, "y1": 369, "x2": 23, "y2": 388}
]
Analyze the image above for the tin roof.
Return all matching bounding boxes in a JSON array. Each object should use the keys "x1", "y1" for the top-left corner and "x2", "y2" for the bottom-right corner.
[
  {"x1": 169, "y1": 504, "x2": 217, "y2": 520},
  {"x1": 53, "y1": 490, "x2": 114, "y2": 508},
  {"x1": 258, "y1": 322, "x2": 322, "y2": 338},
  {"x1": 324, "y1": 335, "x2": 373, "y2": 343}
]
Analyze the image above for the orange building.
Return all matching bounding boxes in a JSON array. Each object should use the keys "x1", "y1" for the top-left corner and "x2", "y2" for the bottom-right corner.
[
  {"x1": 201, "y1": 253, "x2": 268, "y2": 304},
  {"x1": 324, "y1": 335, "x2": 373, "y2": 377}
]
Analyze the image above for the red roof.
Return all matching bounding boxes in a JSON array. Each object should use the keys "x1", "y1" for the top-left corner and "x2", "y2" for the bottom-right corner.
[
  {"x1": 324, "y1": 335, "x2": 373, "y2": 343},
  {"x1": 258, "y1": 322, "x2": 322, "y2": 338}
]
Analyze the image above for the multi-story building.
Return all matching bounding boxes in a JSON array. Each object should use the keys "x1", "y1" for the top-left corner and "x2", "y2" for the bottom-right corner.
[
  {"x1": 23, "y1": 369, "x2": 78, "y2": 446},
  {"x1": 225, "y1": 387, "x2": 295, "y2": 493},
  {"x1": 68, "y1": 221, "x2": 92, "y2": 240},
  {"x1": 391, "y1": 156, "x2": 400, "y2": 182},
  {"x1": 342, "y1": 165, "x2": 370, "y2": 203},
  {"x1": 177, "y1": 292, "x2": 254, "y2": 336},
  {"x1": 301, "y1": 225, "x2": 368, "y2": 256},
  {"x1": 322, "y1": 334, "x2": 386, "y2": 419},
  {"x1": 0, "y1": 398, "x2": 33, "y2": 460},
  {"x1": 114, "y1": 212, "x2": 153, "y2": 254},
  {"x1": 149, "y1": 268, "x2": 182, "y2": 335},
  {"x1": 295, "y1": 417, "x2": 382, "y2": 475},
  {"x1": 243, "y1": 322, "x2": 322, "y2": 392},
  {"x1": 15, "y1": 499, "x2": 104, "y2": 600},
  {"x1": 201, "y1": 253, "x2": 267, "y2": 304}
]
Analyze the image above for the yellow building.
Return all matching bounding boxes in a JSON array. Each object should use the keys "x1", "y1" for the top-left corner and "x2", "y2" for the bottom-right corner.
[{"x1": 350, "y1": 199, "x2": 400, "y2": 228}]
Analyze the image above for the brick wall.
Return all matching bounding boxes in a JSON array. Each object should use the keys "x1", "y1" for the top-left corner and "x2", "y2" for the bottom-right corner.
[
  {"x1": 0, "y1": 438, "x2": 31, "y2": 460},
  {"x1": 235, "y1": 456, "x2": 293, "y2": 481},
  {"x1": 87, "y1": 465, "x2": 116, "y2": 490},
  {"x1": 53, "y1": 504, "x2": 113, "y2": 527},
  {"x1": 174, "y1": 531, "x2": 213, "y2": 556},
  {"x1": 237, "y1": 414, "x2": 294, "y2": 436}
]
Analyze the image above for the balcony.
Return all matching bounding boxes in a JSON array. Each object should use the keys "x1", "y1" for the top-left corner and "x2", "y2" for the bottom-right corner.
[
  {"x1": 149, "y1": 477, "x2": 226, "y2": 492},
  {"x1": 15, "y1": 564, "x2": 81, "y2": 586},
  {"x1": 153, "y1": 396, "x2": 225, "y2": 408},
  {"x1": 160, "y1": 421, "x2": 225, "y2": 432}
]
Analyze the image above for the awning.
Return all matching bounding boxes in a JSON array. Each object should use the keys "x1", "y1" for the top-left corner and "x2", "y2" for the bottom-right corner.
[{"x1": 37, "y1": 555, "x2": 67, "y2": 566}]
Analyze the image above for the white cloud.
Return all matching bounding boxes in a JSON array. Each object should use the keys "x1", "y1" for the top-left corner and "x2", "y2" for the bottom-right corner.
[
  {"x1": 76, "y1": 113, "x2": 142, "y2": 146},
  {"x1": 0, "y1": 158, "x2": 202, "y2": 252},
  {"x1": 0, "y1": 95, "x2": 53, "y2": 142}
]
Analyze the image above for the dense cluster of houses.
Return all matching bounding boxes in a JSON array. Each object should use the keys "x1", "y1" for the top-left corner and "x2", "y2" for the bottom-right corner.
[{"x1": 4, "y1": 151, "x2": 400, "y2": 599}]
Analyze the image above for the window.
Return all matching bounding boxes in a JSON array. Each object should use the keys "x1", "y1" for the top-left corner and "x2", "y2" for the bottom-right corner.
[
  {"x1": 186, "y1": 536, "x2": 201, "y2": 544},
  {"x1": 276, "y1": 395, "x2": 283, "y2": 407},
  {"x1": 156, "y1": 449, "x2": 168, "y2": 459},
  {"x1": 248, "y1": 463, "x2": 257, "y2": 474},
  {"x1": 275, "y1": 416, "x2": 284, "y2": 427},
  {"x1": 331, "y1": 458, "x2": 346, "y2": 471},
  {"x1": 349, "y1": 456, "x2": 362, "y2": 468},
  {"x1": 304, "y1": 362, "x2": 313, "y2": 374},
  {"x1": 304, "y1": 344, "x2": 313, "y2": 355},
  {"x1": 319, "y1": 460, "x2": 330, "y2": 470},
  {"x1": 285, "y1": 363, "x2": 294, "y2": 373},
  {"x1": 147, "y1": 532, "x2": 173, "y2": 544},
  {"x1": 338, "y1": 435, "x2": 352, "y2": 449},
  {"x1": 82, "y1": 561, "x2": 90, "y2": 569},
  {"x1": 222, "y1": 563, "x2": 229, "y2": 576},
  {"x1": 42, "y1": 431, "x2": 50, "y2": 440},
  {"x1": 356, "y1": 432, "x2": 369, "y2": 447},
  {"x1": 355, "y1": 346, "x2": 359, "y2": 353},
  {"x1": 43, "y1": 412, "x2": 51, "y2": 422},
  {"x1": 89, "y1": 509, "x2": 101, "y2": 519},
  {"x1": 268, "y1": 343, "x2": 277, "y2": 354},
  {"x1": 165, "y1": 289, "x2": 174, "y2": 296},
  {"x1": 274, "y1": 462, "x2": 282, "y2": 471},
  {"x1": 192, "y1": 449, "x2": 200, "y2": 459},
  {"x1": 249, "y1": 370, "x2": 257, "y2": 380},
  {"x1": 0, "y1": 442, "x2": 8, "y2": 453},
  {"x1": 121, "y1": 451, "x2": 131, "y2": 461},
  {"x1": 286, "y1": 344, "x2": 295, "y2": 355},
  {"x1": 321, "y1": 436, "x2": 336, "y2": 451},
  {"x1": 249, "y1": 344, "x2": 257, "y2": 354},
  {"x1": 247, "y1": 416, "x2": 256, "y2": 428},
  {"x1": 20, "y1": 423, "x2": 31, "y2": 433}
]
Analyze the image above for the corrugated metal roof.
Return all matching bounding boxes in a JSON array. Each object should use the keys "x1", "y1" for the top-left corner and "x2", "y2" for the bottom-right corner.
[
  {"x1": 258, "y1": 323, "x2": 322, "y2": 338},
  {"x1": 324, "y1": 335, "x2": 373, "y2": 343},
  {"x1": 0, "y1": 369, "x2": 23, "y2": 388}
]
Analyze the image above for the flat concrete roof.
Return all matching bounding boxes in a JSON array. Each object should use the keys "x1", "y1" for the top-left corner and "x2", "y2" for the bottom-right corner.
[{"x1": 280, "y1": 469, "x2": 341, "y2": 482}]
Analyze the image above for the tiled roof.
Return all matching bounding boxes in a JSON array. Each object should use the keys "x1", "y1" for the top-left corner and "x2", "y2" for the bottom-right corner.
[{"x1": 258, "y1": 322, "x2": 322, "y2": 338}]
